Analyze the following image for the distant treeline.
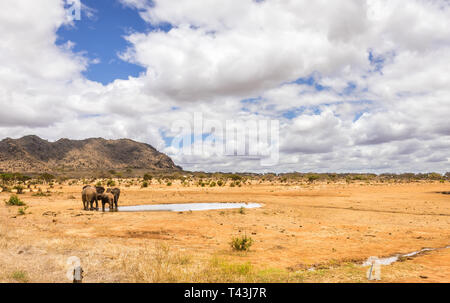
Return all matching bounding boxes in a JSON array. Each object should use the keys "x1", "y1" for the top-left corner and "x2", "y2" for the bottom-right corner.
[{"x1": 1, "y1": 171, "x2": 449, "y2": 184}]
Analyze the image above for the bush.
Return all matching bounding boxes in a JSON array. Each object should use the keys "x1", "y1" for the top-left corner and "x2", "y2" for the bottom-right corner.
[
  {"x1": 11, "y1": 270, "x2": 28, "y2": 282},
  {"x1": 32, "y1": 191, "x2": 51, "y2": 197},
  {"x1": 107, "y1": 179, "x2": 116, "y2": 187},
  {"x1": 217, "y1": 180, "x2": 224, "y2": 186},
  {"x1": 143, "y1": 174, "x2": 153, "y2": 181},
  {"x1": 238, "y1": 207, "x2": 245, "y2": 215},
  {"x1": 142, "y1": 181, "x2": 149, "y2": 188},
  {"x1": 39, "y1": 173, "x2": 55, "y2": 183},
  {"x1": 166, "y1": 182, "x2": 172, "y2": 186},
  {"x1": 5, "y1": 194, "x2": 26, "y2": 206},
  {"x1": 209, "y1": 181, "x2": 216, "y2": 187},
  {"x1": 230, "y1": 235, "x2": 253, "y2": 251},
  {"x1": 13, "y1": 185, "x2": 24, "y2": 194},
  {"x1": 18, "y1": 206, "x2": 29, "y2": 216}
]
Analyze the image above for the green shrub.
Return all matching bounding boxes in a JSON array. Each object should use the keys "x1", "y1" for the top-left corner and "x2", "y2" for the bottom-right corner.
[
  {"x1": 13, "y1": 185, "x2": 24, "y2": 194},
  {"x1": 18, "y1": 206, "x2": 29, "y2": 216},
  {"x1": 5, "y1": 194, "x2": 26, "y2": 206},
  {"x1": 238, "y1": 207, "x2": 245, "y2": 215},
  {"x1": 230, "y1": 235, "x2": 253, "y2": 251},
  {"x1": 217, "y1": 180, "x2": 224, "y2": 186},
  {"x1": 143, "y1": 174, "x2": 153, "y2": 181},
  {"x1": 107, "y1": 179, "x2": 116, "y2": 187},
  {"x1": 166, "y1": 182, "x2": 172, "y2": 186},
  {"x1": 209, "y1": 181, "x2": 216, "y2": 187},
  {"x1": 32, "y1": 191, "x2": 51, "y2": 197},
  {"x1": 142, "y1": 181, "x2": 149, "y2": 188},
  {"x1": 11, "y1": 270, "x2": 28, "y2": 282}
]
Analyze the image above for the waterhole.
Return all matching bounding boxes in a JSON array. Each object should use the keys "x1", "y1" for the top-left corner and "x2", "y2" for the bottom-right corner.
[{"x1": 108, "y1": 202, "x2": 262, "y2": 212}]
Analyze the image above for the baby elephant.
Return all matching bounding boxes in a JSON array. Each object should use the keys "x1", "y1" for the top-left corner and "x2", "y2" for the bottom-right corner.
[
  {"x1": 106, "y1": 188, "x2": 120, "y2": 207},
  {"x1": 100, "y1": 192, "x2": 116, "y2": 212}
]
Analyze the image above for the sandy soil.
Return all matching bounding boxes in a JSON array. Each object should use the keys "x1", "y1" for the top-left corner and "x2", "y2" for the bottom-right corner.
[{"x1": 0, "y1": 181, "x2": 449, "y2": 282}]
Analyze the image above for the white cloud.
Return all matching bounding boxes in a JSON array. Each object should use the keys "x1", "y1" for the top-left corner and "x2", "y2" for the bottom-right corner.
[{"x1": 0, "y1": 0, "x2": 449, "y2": 173}]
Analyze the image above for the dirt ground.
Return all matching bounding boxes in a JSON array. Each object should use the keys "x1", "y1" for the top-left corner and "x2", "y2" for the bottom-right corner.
[{"x1": 0, "y1": 181, "x2": 449, "y2": 283}]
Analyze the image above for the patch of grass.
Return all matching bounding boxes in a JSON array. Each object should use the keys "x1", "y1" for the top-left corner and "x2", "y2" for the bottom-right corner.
[
  {"x1": 238, "y1": 206, "x2": 246, "y2": 215},
  {"x1": 11, "y1": 270, "x2": 28, "y2": 282},
  {"x1": 32, "y1": 191, "x2": 51, "y2": 197},
  {"x1": 5, "y1": 194, "x2": 26, "y2": 206},
  {"x1": 166, "y1": 182, "x2": 172, "y2": 186},
  {"x1": 18, "y1": 206, "x2": 29, "y2": 216},
  {"x1": 230, "y1": 235, "x2": 253, "y2": 251}
]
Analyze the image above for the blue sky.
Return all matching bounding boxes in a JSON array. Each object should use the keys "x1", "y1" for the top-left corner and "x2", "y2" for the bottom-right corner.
[
  {"x1": 57, "y1": 0, "x2": 150, "y2": 84},
  {"x1": 2, "y1": 0, "x2": 448, "y2": 173}
]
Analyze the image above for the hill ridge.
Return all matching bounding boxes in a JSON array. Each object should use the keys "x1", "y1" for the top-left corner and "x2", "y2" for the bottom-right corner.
[{"x1": 0, "y1": 135, "x2": 181, "y2": 173}]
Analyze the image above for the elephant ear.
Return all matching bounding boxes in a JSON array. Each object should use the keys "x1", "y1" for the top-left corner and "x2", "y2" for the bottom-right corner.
[
  {"x1": 96, "y1": 186, "x2": 105, "y2": 194},
  {"x1": 106, "y1": 188, "x2": 112, "y2": 193}
]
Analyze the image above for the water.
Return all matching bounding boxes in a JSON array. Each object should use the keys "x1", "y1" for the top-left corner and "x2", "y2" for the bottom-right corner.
[
  {"x1": 362, "y1": 245, "x2": 450, "y2": 266},
  {"x1": 109, "y1": 202, "x2": 262, "y2": 212}
]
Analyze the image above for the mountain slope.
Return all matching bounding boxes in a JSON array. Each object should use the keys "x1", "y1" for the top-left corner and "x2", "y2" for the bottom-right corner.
[{"x1": 0, "y1": 135, "x2": 181, "y2": 172}]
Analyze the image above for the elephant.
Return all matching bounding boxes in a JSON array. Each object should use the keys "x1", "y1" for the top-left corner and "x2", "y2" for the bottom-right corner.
[
  {"x1": 81, "y1": 186, "x2": 98, "y2": 211},
  {"x1": 99, "y1": 192, "x2": 116, "y2": 212},
  {"x1": 81, "y1": 185, "x2": 105, "y2": 210},
  {"x1": 106, "y1": 188, "x2": 120, "y2": 208}
]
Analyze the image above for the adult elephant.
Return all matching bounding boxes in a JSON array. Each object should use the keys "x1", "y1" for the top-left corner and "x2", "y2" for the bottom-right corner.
[
  {"x1": 106, "y1": 188, "x2": 120, "y2": 208},
  {"x1": 99, "y1": 192, "x2": 116, "y2": 212},
  {"x1": 81, "y1": 186, "x2": 98, "y2": 211},
  {"x1": 81, "y1": 185, "x2": 105, "y2": 210}
]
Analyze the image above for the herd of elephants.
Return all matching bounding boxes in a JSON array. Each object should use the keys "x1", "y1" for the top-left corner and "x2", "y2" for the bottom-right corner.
[{"x1": 81, "y1": 185, "x2": 120, "y2": 212}]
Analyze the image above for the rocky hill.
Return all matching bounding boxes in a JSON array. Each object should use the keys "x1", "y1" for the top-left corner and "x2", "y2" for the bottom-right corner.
[{"x1": 0, "y1": 135, "x2": 181, "y2": 173}]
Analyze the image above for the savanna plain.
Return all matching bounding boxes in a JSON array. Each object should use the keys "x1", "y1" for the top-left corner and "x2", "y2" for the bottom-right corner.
[{"x1": 1, "y1": 176, "x2": 449, "y2": 283}]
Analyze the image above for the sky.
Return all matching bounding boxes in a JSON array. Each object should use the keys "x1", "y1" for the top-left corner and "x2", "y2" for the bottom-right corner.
[{"x1": 0, "y1": 0, "x2": 449, "y2": 173}]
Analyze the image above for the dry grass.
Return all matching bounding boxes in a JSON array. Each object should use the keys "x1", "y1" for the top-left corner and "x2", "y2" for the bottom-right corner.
[{"x1": 0, "y1": 181, "x2": 449, "y2": 282}]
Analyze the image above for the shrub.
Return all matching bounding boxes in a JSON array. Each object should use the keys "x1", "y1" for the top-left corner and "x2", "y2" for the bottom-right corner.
[
  {"x1": 229, "y1": 174, "x2": 242, "y2": 181},
  {"x1": 32, "y1": 191, "x2": 51, "y2": 197},
  {"x1": 39, "y1": 173, "x2": 55, "y2": 183},
  {"x1": 143, "y1": 174, "x2": 153, "y2": 181},
  {"x1": 18, "y1": 206, "x2": 29, "y2": 216},
  {"x1": 142, "y1": 181, "x2": 149, "y2": 188},
  {"x1": 11, "y1": 270, "x2": 28, "y2": 282},
  {"x1": 209, "y1": 181, "x2": 216, "y2": 187},
  {"x1": 5, "y1": 194, "x2": 26, "y2": 206},
  {"x1": 238, "y1": 207, "x2": 245, "y2": 215},
  {"x1": 166, "y1": 182, "x2": 172, "y2": 186},
  {"x1": 13, "y1": 185, "x2": 24, "y2": 194},
  {"x1": 307, "y1": 174, "x2": 320, "y2": 183},
  {"x1": 96, "y1": 181, "x2": 103, "y2": 187},
  {"x1": 107, "y1": 179, "x2": 116, "y2": 187},
  {"x1": 217, "y1": 180, "x2": 224, "y2": 186},
  {"x1": 230, "y1": 235, "x2": 253, "y2": 251}
]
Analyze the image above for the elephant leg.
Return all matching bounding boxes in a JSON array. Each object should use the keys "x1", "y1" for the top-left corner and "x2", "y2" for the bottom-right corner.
[
  {"x1": 95, "y1": 198, "x2": 99, "y2": 210},
  {"x1": 102, "y1": 201, "x2": 105, "y2": 212}
]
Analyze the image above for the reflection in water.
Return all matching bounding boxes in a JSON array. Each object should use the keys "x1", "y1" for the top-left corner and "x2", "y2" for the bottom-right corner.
[{"x1": 109, "y1": 202, "x2": 262, "y2": 212}]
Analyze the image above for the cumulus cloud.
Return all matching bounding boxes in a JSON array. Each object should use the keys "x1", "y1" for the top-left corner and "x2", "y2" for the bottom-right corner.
[{"x1": 0, "y1": 0, "x2": 449, "y2": 173}]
